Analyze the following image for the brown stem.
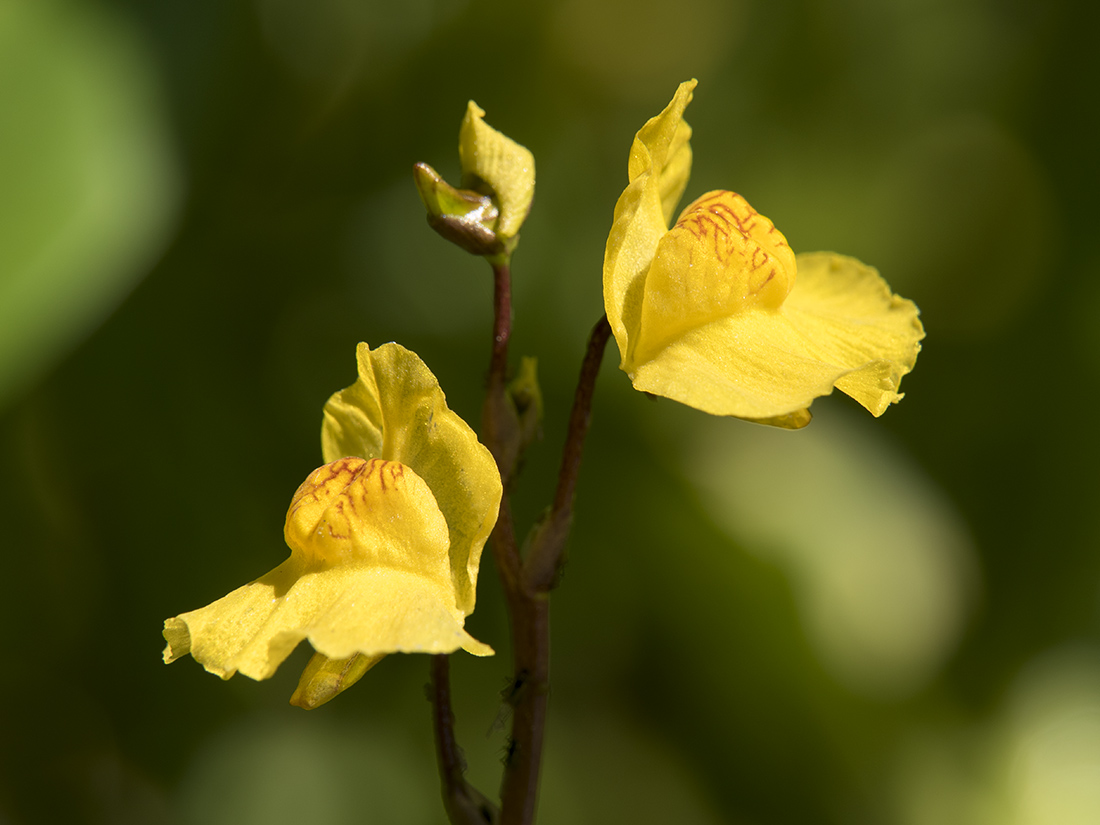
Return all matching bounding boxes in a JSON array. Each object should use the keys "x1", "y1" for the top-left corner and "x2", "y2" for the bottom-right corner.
[
  {"x1": 522, "y1": 314, "x2": 612, "y2": 593},
  {"x1": 499, "y1": 314, "x2": 611, "y2": 825},
  {"x1": 476, "y1": 254, "x2": 550, "y2": 825},
  {"x1": 476, "y1": 258, "x2": 611, "y2": 825},
  {"x1": 490, "y1": 497, "x2": 522, "y2": 602},
  {"x1": 482, "y1": 258, "x2": 522, "y2": 591},
  {"x1": 431, "y1": 655, "x2": 499, "y2": 825},
  {"x1": 488, "y1": 260, "x2": 512, "y2": 401},
  {"x1": 499, "y1": 592, "x2": 550, "y2": 825},
  {"x1": 483, "y1": 260, "x2": 514, "y2": 478},
  {"x1": 431, "y1": 655, "x2": 465, "y2": 805}
]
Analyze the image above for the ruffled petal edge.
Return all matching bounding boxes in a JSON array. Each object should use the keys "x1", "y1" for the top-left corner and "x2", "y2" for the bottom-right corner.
[
  {"x1": 627, "y1": 253, "x2": 923, "y2": 421},
  {"x1": 163, "y1": 560, "x2": 493, "y2": 682}
]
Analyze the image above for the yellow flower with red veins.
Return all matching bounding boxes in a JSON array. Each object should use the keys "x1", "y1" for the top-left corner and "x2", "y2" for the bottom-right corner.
[
  {"x1": 163, "y1": 343, "x2": 501, "y2": 707},
  {"x1": 604, "y1": 80, "x2": 924, "y2": 427}
]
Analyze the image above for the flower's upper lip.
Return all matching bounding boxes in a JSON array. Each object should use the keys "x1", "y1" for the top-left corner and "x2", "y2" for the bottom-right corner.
[
  {"x1": 604, "y1": 80, "x2": 697, "y2": 367},
  {"x1": 321, "y1": 342, "x2": 503, "y2": 617}
]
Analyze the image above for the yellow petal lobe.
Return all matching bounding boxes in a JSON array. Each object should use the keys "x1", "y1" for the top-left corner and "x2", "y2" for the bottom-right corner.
[
  {"x1": 604, "y1": 79, "x2": 696, "y2": 368},
  {"x1": 289, "y1": 652, "x2": 385, "y2": 710},
  {"x1": 285, "y1": 457, "x2": 449, "y2": 572},
  {"x1": 636, "y1": 190, "x2": 796, "y2": 361},
  {"x1": 321, "y1": 343, "x2": 502, "y2": 618},
  {"x1": 784, "y1": 252, "x2": 924, "y2": 415},
  {"x1": 628, "y1": 253, "x2": 923, "y2": 420},
  {"x1": 459, "y1": 101, "x2": 534, "y2": 241}
]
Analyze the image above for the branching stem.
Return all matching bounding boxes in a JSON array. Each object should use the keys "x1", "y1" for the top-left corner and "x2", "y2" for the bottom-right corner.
[
  {"x1": 523, "y1": 315, "x2": 612, "y2": 593},
  {"x1": 441, "y1": 254, "x2": 611, "y2": 825}
]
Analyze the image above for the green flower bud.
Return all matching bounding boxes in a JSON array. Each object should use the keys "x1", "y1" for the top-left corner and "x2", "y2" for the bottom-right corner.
[{"x1": 413, "y1": 162, "x2": 504, "y2": 257}]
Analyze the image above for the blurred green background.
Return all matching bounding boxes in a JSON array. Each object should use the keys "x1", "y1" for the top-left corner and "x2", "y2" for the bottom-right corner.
[{"x1": 2, "y1": 0, "x2": 1098, "y2": 823}]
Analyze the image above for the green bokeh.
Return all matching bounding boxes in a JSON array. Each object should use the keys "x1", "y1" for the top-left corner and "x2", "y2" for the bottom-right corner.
[
  {"x1": 0, "y1": 0, "x2": 179, "y2": 411},
  {"x1": 2, "y1": 0, "x2": 1098, "y2": 823}
]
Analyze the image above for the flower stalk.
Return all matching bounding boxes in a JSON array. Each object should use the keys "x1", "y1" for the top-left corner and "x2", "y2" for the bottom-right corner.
[
  {"x1": 479, "y1": 252, "x2": 543, "y2": 825},
  {"x1": 523, "y1": 314, "x2": 612, "y2": 594},
  {"x1": 498, "y1": 593, "x2": 550, "y2": 825},
  {"x1": 478, "y1": 257, "x2": 612, "y2": 824},
  {"x1": 432, "y1": 654, "x2": 500, "y2": 825}
]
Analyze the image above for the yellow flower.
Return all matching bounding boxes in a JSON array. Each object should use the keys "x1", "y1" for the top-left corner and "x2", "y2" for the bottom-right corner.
[
  {"x1": 603, "y1": 80, "x2": 924, "y2": 427},
  {"x1": 163, "y1": 343, "x2": 501, "y2": 703}
]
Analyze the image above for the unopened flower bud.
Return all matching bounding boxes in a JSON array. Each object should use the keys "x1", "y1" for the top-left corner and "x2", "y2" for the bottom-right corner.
[{"x1": 413, "y1": 162, "x2": 504, "y2": 257}]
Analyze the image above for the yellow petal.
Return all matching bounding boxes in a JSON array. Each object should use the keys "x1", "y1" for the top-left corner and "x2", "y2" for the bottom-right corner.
[
  {"x1": 289, "y1": 652, "x2": 386, "y2": 710},
  {"x1": 320, "y1": 343, "x2": 502, "y2": 617},
  {"x1": 459, "y1": 101, "x2": 535, "y2": 240},
  {"x1": 748, "y1": 408, "x2": 814, "y2": 430},
  {"x1": 628, "y1": 86, "x2": 696, "y2": 227},
  {"x1": 163, "y1": 562, "x2": 493, "y2": 681},
  {"x1": 635, "y1": 190, "x2": 796, "y2": 361},
  {"x1": 163, "y1": 457, "x2": 493, "y2": 682},
  {"x1": 604, "y1": 79, "x2": 696, "y2": 369},
  {"x1": 163, "y1": 555, "x2": 305, "y2": 680},
  {"x1": 628, "y1": 253, "x2": 923, "y2": 420},
  {"x1": 284, "y1": 457, "x2": 451, "y2": 572},
  {"x1": 784, "y1": 252, "x2": 925, "y2": 415}
]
